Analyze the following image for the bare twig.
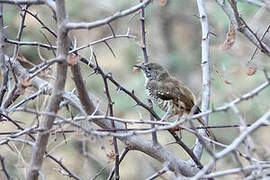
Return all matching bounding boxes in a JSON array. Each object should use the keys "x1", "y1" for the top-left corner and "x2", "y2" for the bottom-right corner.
[
  {"x1": 12, "y1": 5, "x2": 29, "y2": 59},
  {"x1": 0, "y1": 155, "x2": 10, "y2": 180},
  {"x1": 100, "y1": 64, "x2": 120, "y2": 179},
  {"x1": 145, "y1": 166, "x2": 168, "y2": 180},
  {"x1": 193, "y1": 0, "x2": 211, "y2": 161},
  {"x1": 0, "y1": 0, "x2": 46, "y2": 5},
  {"x1": 139, "y1": 0, "x2": 158, "y2": 145},
  {"x1": 0, "y1": 3, "x2": 8, "y2": 106},
  {"x1": 22, "y1": 8, "x2": 57, "y2": 37},
  {"x1": 202, "y1": 164, "x2": 270, "y2": 179},
  {"x1": 65, "y1": 0, "x2": 152, "y2": 30},
  {"x1": 107, "y1": 147, "x2": 129, "y2": 180}
]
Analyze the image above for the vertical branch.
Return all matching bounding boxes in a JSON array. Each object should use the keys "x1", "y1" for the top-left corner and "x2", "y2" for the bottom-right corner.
[
  {"x1": 12, "y1": 4, "x2": 29, "y2": 58},
  {"x1": 139, "y1": 0, "x2": 158, "y2": 145},
  {"x1": 107, "y1": 147, "x2": 129, "y2": 180},
  {"x1": 26, "y1": 0, "x2": 69, "y2": 179},
  {"x1": 0, "y1": 155, "x2": 10, "y2": 180},
  {"x1": 0, "y1": 3, "x2": 8, "y2": 106},
  {"x1": 2, "y1": 5, "x2": 29, "y2": 109},
  {"x1": 193, "y1": 0, "x2": 211, "y2": 160},
  {"x1": 103, "y1": 73, "x2": 120, "y2": 180},
  {"x1": 140, "y1": 0, "x2": 148, "y2": 63}
]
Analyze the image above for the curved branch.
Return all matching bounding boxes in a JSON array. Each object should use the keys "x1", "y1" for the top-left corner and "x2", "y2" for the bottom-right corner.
[{"x1": 65, "y1": 0, "x2": 152, "y2": 30}]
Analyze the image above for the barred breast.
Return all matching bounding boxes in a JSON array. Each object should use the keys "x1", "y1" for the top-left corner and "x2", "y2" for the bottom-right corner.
[{"x1": 146, "y1": 87, "x2": 178, "y2": 116}]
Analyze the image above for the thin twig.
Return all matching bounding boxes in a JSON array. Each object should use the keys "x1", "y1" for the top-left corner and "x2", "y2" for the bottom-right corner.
[
  {"x1": 107, "y1": 147, "x2": 129, "y2": 180},
  {"x1": 0, "y1": 3, "x2": 8, "y2": 106},
  {"x1": 145, "y1": 166, "x2": 168, "y2": 180},
  {"x1": 139, "y1": 0, "x2": 158, "y2": 145},
  {"x1": 99, "y1": 58, "x2": 120, "y2": 179},
  {"x1": 0, "y1": 155, "x2": 10, "y2": 180},
  {"x1": 65, "y1": 0, "x2": 153, "y2": 30}
]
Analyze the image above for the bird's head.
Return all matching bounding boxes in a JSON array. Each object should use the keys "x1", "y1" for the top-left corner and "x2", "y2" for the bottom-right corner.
[{"x1": 134, "y1": 62, "x2": 169, "y2": 80}]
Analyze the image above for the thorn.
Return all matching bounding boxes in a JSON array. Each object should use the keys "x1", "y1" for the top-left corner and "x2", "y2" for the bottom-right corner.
[
  {"x1": 116, "y1": 86, "x2": 122, "y2": 93},
  {"x1": 131, "y1": 103, "x2": 138, "y2": 108},
  {"x1": 106, "y1": 72, "x2": 112, "y2": 77}
]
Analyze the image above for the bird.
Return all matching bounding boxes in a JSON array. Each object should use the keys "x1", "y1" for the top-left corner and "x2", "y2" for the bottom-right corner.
[{"x1": 134, "y1": 62, "x2": 211, "y2": 137}]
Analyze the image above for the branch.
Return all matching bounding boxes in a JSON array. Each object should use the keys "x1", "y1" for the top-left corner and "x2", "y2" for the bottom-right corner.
[
  {"x1": 240, "y1": 0, "x2": 270, "y2": 10},
  {"x1": 0, "y1": 0, "x2": 45, "y2": 4},
  {"x1": 107, "y1": 147, "x2": 129, "y2": 180},
  {"x1": 139, "y1": 0, "x2": 158, "y2": 145},
  {"x1": 101, "y1": 70, "x2": 120, "y2": 179},
  {"x1": 26, "y1": 0, "x2": 70, "y2": 179},
  {"x1": 65, "y1": 0, "x2": 152, "y2": 30},
  {"x1": 193, "y1": 0, "x2": 211, "y2": 161},
  {"x1": 0, "y1": 3, "x2": 8, "y2": 106},
  {"x1": 203, "y1": 164, "x2": 270, "y2": 179},
  {"x1": 0, "y1": 155, "x2": 10, "y2": 180}
]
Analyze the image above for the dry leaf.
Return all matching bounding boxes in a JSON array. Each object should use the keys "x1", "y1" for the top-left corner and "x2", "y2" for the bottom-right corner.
[
  {"x1": 224, "y1": 80, "x2": 232, "y2": 85},
  {"x1": 212, "y1": 65, "x2": 232, "y2": 85},
  {"x1": 170, "y1": 126, "x2": 181, "y2": 132},
  {"x1": 20, "y1": 78, "x2": 32, "y2": 88},
  {"x1": 221, "y1": 24, "x2": 236, "y2": 51},
  {"x1": 159, "y1": 0, "x2": 168, "y2": 6},
  {"x1": 15, "y1": 86, "x2": 25, "y2": 96},
  {"x1": 133, "y1": 61, "x2": 144, "y2": 72},
  {"x1": 107, "y1": 150, "x2": 115, "y2": 161},
  {"x1": 15, "y1": 78, "x2": 32, "y2": 96},
  {"x1": 89, "y1": 136, "x2": 96, "y2": 143},
  {"x1": 67, "y1": 54, "x2": 79, "y2": 66},
  {"x1": 247, "y1": 65, "x2": 257, "y2": 76},
  {"x1": 17, "y1": 55, "x2": 35, "y2": 67},
  {"x1": 108, "y1": 139, "x2": 114, "y2": 145}
]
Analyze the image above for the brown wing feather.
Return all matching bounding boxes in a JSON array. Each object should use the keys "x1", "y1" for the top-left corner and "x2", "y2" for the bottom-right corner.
[
  {"x1": 152, "y1": 79, "x2": 195, "y2": 110},
  {"x1": 150, "y1": 78, "x2": 214, "y2": 138}
]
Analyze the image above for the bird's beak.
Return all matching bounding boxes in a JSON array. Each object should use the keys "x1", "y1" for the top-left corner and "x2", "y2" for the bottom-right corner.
[
  {"x1": 133, "y1": 64, "x2": 142, "y2": 69},
  {"x1": 133, "y1": 63, "x2": 144, "y2": 72}
]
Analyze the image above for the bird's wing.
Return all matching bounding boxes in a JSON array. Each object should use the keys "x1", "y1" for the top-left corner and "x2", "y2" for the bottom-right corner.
[
  {"x1": 178, "y1": 84, "x2": 196, "y2": 112},
  {"x1": 153, "y1": 81, "x2": 180, "y2": 101},
  {"x1": 154, "y1": 79, "x2": 195, "y2": 111}
]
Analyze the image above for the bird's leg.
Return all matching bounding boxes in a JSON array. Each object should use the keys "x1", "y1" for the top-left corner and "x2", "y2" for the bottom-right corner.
[{"x1": 160, "y1": 103, "x2": 172, "y2": 122}]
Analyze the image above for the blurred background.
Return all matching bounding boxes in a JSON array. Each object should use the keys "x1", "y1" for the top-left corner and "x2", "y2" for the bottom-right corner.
[{"x1": 1, "y1": 0, "x2": 270, "y2": 179}]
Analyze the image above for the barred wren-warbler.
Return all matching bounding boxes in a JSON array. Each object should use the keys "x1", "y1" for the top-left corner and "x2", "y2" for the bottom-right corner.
[{"x1": 134, "y1": 62, "x2": 211, "y2": 136}]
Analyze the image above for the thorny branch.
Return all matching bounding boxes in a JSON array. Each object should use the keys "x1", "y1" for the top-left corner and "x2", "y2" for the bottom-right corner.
[
  {"x1": 100, "y1": 62, "x2": 120, "y2": 179},
  {"x1": 139, "y1": 0, "x2": 158, "y2": 146},
  {"x1": 0, "y1": 3, "x2": 8, "y2": 106},
  {"x1": 26, "y1": 0, "x2": 70, "y2": 179},
  {"x1": 193, "y1": 0, "x2": 212, "y2": 162}
]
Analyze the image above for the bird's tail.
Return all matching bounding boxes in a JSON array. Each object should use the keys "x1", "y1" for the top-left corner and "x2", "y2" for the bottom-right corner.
[
  {"x1": 193, "y1": 107, "x2": 215, "y2": 139},
  {"x1": 196, "y1": 117, "x2": 213, "y2": 138}
]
